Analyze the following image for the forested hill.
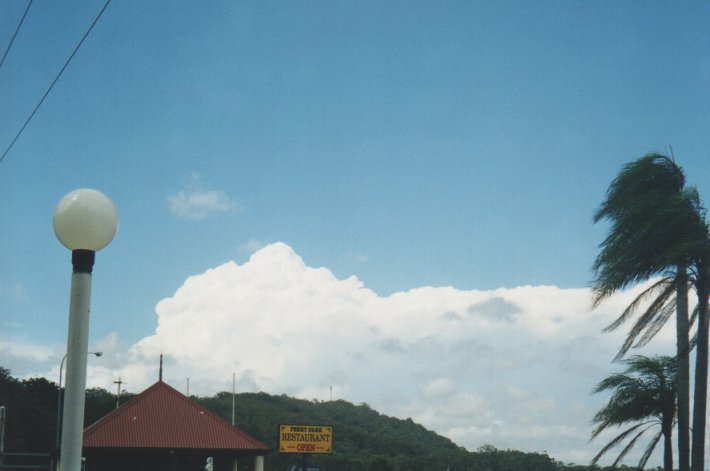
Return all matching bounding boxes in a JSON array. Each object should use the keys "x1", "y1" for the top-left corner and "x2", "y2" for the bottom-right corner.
[
  {"x1": 1, "y1": 368, "x2": 658, "y2": 471},
  {"x1": 198, "y1": 391, "x2": 468, "y2": 470},
  {"x1": 196, "y1": 391, "x2": 558, "y2": 471}
]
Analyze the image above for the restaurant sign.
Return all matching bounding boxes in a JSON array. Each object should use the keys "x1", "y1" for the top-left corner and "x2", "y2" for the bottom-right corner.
[{"x1": 279, "y1": 425, "x2": 333, "y2": 454}]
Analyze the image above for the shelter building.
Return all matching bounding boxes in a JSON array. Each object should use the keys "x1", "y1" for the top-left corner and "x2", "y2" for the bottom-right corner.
[{"x1": 81, "y1": 380, "x2": 269, "y2": 471}]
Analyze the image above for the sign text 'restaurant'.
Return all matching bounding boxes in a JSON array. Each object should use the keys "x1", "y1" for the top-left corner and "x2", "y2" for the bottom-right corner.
[{"x1": 279, "y1": 425, "x2": 333, "y2": 454}]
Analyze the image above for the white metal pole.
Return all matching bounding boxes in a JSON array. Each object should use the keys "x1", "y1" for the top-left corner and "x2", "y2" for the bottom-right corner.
[
  {"x1": 53, "y1": 189, "x2": 117, "y2": 471},
  {"x1": 59, "y1": 268, "x2": 93, "y2": 471}
]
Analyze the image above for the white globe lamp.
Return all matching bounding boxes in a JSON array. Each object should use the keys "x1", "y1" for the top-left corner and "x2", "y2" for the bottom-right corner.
[{"x1": 54, "y1": 188, "x2": 118, "y2": 252}]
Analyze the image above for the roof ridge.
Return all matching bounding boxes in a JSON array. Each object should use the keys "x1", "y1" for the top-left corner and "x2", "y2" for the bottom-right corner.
[
  {"x1": 84, "y1": 380, "x2": 164, "y2": 435},
  {"x1": 172, "y1": 384, "x2": 270, "y2": 446}
]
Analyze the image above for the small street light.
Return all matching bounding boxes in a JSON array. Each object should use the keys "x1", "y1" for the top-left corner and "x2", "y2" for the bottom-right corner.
[
  {"x1": 54, "y1": 189, "x2": 117, "y2": 471},
  {"x1": 56, "y1": 351, "x2": 103, "y2": 450}
]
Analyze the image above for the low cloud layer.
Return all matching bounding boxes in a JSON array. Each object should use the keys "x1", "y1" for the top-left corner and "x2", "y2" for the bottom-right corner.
[{"x1": 16, "y1": 242, "x2": 675, "y2": 465}]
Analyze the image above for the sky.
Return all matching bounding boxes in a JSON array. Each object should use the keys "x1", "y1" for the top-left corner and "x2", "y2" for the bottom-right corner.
[{"x1": 2, "y1": 0, "x2": 710, "y2": 467}]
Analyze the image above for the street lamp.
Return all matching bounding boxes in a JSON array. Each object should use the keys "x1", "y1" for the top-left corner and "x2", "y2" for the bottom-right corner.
[
  {"x1": 53, "y1": 189, "x2": 117, "y2": 471},
  {"x1": 55, "y1": 351, "x2": 103, "y2": 450}
]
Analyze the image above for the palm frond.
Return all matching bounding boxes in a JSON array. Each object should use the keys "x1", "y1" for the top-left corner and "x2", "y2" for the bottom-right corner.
[
  {"x1": 602, "y1": 278, "x2": 672, "y2": 332},
  {"x1": 591, "y1": 355, "x2": 677, "y2": 468},
  {"x1": 637, "y1": 430, "x2": 663, "y2": 470},
  {"x1": 594, "y1": 154, "x2": 685, "y2": 224},
  {"x1": 634, "y1": 300, "x2": 675, "y2": 348},
  {"x1": 613, "y1": 426, "x2": 652, "y2": 467},
  {"x1": 690, "y1": 303, "x2": 699, "y2": 330},
  {"x1": 611, "y1": 283, "x2": 676, "y2": 361},
  {"x1": 683, "y1": 305, "x2": 701, "y2": 357},
  {"x1": 592, "y1": 155, "x2": 708, "y2": 302},
  {"x1": 591, "y1": 422, "x2": 649, "y2": 464}
]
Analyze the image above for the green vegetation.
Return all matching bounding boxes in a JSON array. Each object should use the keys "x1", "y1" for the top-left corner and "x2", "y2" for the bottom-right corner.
[
  {"x1": 0, "y1": 366, "x2": 135, "y2": 453},
  {"x1": 197, "y1": 391, "x2": 558, "y2": 470},
  {"x1": 592, "y1": 153, "x2": 710, "y2": 471},
  {"x1": 591, "y1": 356, "x2": 677, "y2": 471},
  {"x1": 0, "y1": 365, "x2": 669, "y2": 470}
]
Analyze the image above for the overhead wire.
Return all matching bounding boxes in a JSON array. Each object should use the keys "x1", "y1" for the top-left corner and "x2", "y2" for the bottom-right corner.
[
  {"x1": 0, "y1": 0, "x2": 33, "y2": 70},
  {"x1": 0, "y1": 0, "x2": 112, "y2": 164}
]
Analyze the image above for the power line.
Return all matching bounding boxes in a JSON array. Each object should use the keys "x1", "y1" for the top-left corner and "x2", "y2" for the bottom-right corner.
[
  {"x1": 0, "y1": 0, "x2": 33, "y2": 71},
  {"x1": 0, "y1": 0, "x2": 112, "y2": 164}
]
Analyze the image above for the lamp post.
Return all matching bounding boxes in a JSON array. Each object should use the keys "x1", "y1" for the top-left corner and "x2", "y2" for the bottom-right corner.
[
  {"x1": 55, "y1": 352, "x2": 103, "y2": 451},
  {"x1": 54, "y1": 189, "x2": 117, "y2": 471}
]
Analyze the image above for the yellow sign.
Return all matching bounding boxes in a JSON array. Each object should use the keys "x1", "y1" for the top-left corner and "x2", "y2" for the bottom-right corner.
[{"x1": 279, "y1": 425, "x2": 333, "y2": 454}]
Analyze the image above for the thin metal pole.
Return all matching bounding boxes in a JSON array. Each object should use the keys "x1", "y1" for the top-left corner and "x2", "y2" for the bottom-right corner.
[
  {"x1": 0, "y1": 406, "x2": 5, "y2": 469},
  {"x1": 231, "y1": 372, "x2": 235, "y2": 426},
  {"x1": 56, "y1": 354, "x2": 67, "y2": 450},
  {"x1": 55, "y1": 351, "x2": 99, "y2": 471},
  {"x1": 1, "y1": 406, "x2": 6, "y2": 454},
  {"x1": 113, "y1": 377, "x2": 123, "y2": 408},
  {"x1": 59, "y1": 269, "x2": 93, "y2": 471}
]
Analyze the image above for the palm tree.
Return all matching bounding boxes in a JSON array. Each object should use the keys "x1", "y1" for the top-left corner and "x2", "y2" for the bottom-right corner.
[
  {"x1": 593, "y1": 153, "x2": 708, "y2": 471},
  {"x1": 690, "y1": 259, "x2": 710, "y2": 471},
  {"x1": 591, "y1": 355, "x2": 678, "y2": 471}
]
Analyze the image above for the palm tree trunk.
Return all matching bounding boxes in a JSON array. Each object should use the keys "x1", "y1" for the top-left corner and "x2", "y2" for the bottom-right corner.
[
  {"x1": 662, "y1": 362, "x2": 676, "y2": 471},
  {"x1": 665, "y1": 424, "x2": 675, "y2": 471},
  {"x1": 691, "y1": 273, "x2": 710, "y2": 471},
  {"x1": 677, "y1": 264, "x2": 690, "y2": 471}
]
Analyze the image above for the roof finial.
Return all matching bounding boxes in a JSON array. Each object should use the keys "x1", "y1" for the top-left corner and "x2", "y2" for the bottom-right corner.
[{"x1": 159, "y1": 354, "x2": 163, "y2": 382}]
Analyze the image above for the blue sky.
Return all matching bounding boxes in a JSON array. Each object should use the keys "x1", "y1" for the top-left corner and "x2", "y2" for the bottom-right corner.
[{"x1": 2, "y1": 1, "x2": 710, "y2": 466}]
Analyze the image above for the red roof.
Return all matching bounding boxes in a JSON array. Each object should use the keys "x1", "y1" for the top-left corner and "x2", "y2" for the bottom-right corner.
[{"x1": 83, "y1": 381, "x2": 269, "y2": 451}]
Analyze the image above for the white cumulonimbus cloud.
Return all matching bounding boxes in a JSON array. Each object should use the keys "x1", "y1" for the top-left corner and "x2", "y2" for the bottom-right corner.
[{"x1": 100, "y1": 242, "x2": 673, "y2": 465}]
